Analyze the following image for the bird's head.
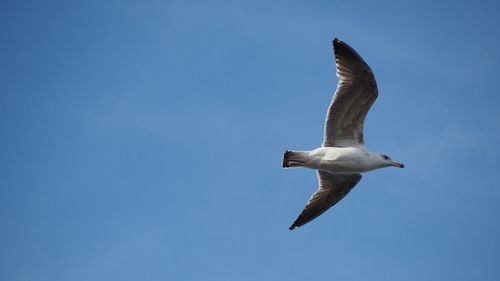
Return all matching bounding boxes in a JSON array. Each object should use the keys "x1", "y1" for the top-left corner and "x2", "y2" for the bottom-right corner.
[{"x1": 380, "y1": 154, "x2": 405, "y2": 168}]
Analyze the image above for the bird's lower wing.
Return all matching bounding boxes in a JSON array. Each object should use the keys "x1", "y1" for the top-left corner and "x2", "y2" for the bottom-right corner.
[{"x1": 289, "y1": 171, "x2": 362, "y2": 230}]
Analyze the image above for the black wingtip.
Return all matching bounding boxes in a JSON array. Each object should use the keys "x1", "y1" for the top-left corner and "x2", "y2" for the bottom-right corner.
[
  {"x1": 289, "y1": 220, "x2": 299, "y2": 230},
  {"x1": 333, "y1": 37, "x2": 348, "y2": 52},
  {"x1": 332, "y1": 38, "x2": 346, "y2": 54}
]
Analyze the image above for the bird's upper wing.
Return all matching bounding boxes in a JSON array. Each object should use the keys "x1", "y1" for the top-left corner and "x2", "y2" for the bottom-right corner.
[
  {"x1": 323, "y1": 38, "x2": 378, "y2": 147},
  {"x1": 289, "y1": 171, "x2": 362, "y2": 230}
]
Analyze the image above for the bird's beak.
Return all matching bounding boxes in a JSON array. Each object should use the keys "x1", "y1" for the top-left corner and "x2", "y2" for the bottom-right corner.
[{"x1": 391, "y1": 161, "x2": 405, "y2": 168}]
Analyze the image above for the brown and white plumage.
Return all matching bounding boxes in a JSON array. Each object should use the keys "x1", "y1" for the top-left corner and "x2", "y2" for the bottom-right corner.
[
  {"x1": 283, "y1": 38, "x2": 404, "y2": 230},
  {"x1": 323, "y1": 38, "x2": 378, "y2": 147},
  {"x1": 289, "y1": 171, "x2": 361, "y2": 230}
]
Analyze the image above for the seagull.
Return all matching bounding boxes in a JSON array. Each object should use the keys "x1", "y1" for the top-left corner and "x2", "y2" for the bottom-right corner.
[{"x1": 283, "y1": 38, "x2": 404, "y2": 230}]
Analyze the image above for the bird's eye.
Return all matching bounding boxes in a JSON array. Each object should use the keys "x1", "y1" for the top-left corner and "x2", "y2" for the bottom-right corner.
[{"x1": 382, "y1": 155, "x2": 390, "y2": 160}]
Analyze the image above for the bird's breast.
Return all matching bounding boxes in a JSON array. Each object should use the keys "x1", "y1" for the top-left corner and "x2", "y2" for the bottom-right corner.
[{"x1": 315, "y1": 146, "x2": 372, "y2": 173}]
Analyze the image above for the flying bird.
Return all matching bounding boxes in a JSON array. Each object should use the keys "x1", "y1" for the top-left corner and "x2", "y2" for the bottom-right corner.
[{"x1": 283, "y1": 38, "x2": 404, "y2": 230}]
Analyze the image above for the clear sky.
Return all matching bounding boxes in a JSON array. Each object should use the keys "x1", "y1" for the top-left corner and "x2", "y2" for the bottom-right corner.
[{"x1": 1, "y1": 0, "x2": 500, "y2": 280}]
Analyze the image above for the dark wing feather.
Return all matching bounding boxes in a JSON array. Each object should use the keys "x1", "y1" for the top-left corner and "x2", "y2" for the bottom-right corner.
[
  {"x1": 323, "y1": 38, "x2": 378, "y2": 147},
  {"x1": 289, "y1": 171, "x2": 362, "y2": 230}
]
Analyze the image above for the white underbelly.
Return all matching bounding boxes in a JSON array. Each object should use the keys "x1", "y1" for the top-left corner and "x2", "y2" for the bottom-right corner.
[
  {"x1": 309, "y1": 146, "x2": 373, "y2": 174},
  {"x1": 318, "y1": 159, "x2": 370, "y2": 174}
]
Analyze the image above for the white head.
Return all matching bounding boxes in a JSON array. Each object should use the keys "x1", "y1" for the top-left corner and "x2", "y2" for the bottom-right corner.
[{"x1": 379, "y1": 154, "x2": 405, "y2": 168}]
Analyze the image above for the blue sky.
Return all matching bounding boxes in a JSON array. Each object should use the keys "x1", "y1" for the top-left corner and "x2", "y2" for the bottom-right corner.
[{"x1": 1, "y1": 0, "x2": 500, "y2": 280}]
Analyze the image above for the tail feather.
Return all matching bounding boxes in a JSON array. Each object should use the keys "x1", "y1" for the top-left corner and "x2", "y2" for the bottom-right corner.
[
  {"x1": 282, "y1": 150, "x2": 306, "y2": 168},
  {"x1": 282, "y1": 150, "x2": 292, "y2": 168}
]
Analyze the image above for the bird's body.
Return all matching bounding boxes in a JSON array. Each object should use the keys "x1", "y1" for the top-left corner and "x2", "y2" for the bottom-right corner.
[
  {"x1": 283, "y1": 38, "x2": 404, "y2": 230},
  {"x1": 284, "y1": 146, "x2": 396, "y2": 174}
]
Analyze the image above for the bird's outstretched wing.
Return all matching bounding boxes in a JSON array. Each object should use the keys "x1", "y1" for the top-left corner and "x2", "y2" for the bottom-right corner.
[
  {"x1": 289, "y1": 171, "x2": 362, "y2": 230},
  {"x1": 323, "y1": 38, "x2": 378, "y2": 147}
]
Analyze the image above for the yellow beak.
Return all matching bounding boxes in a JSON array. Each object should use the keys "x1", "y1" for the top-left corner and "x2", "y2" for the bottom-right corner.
[{"x1": 391, "y1": 161, "x2": 405, "y2": 168}]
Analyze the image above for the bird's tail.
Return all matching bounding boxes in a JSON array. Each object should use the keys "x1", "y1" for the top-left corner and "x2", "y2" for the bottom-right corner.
[{"x1": 282, "y1": 150, "x2": 307, "y2": 168}]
